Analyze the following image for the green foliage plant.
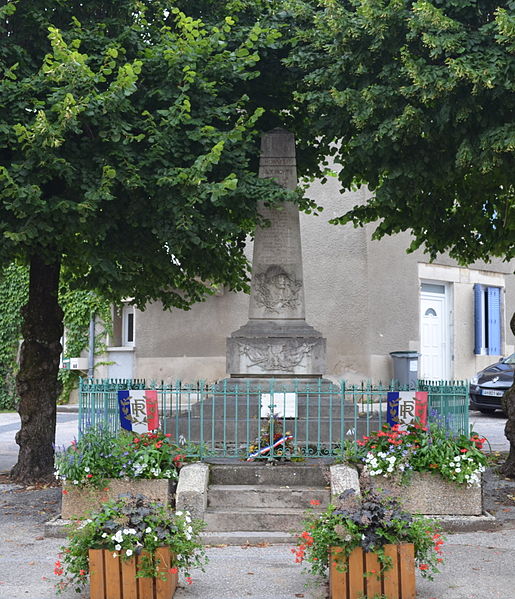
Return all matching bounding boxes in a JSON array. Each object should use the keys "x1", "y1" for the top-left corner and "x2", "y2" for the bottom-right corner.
[
  {"x1": 55, "y1": 428, "x2": 189, "y2": 488},
  {"x1": 0, "y1": 263, "x2": 27, "y2": 409},
  {"x1": 0, "y1": 262, "x2": 111, "y2": 407},
  {"x1": 55, "y1": 494, "x2": 206, "y2": 594},
  {"x1": 345, "y1": 421, "x2": 488, "y2": 487},
  {"x1": 294, "y1": 488, "x2": 444, "y2": 581},
  {"x1": 58, "y1": 288, "x2": 112, "y2": 404}
]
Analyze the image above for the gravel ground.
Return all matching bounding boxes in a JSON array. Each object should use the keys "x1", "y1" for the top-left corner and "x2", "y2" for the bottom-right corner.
[{"x1": 0, "y1": 465, "x2": 514, "y2": 599}]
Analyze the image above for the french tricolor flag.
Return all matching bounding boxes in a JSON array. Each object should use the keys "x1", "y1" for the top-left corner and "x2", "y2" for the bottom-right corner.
[
  {"x1": 387, "y1": 391, "x2": 428, "y2": 429},
  {"x1": 118, "y1": 390, "x2": 159, "y2": 433}
]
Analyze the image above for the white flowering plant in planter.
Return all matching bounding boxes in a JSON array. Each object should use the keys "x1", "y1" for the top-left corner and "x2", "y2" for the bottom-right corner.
[
  {"x1": 346, "y1": 421, "x2": 488, "y2": 487},
  {"x1": 54, "y1": 494, "x2": 206, "y2": 594}
]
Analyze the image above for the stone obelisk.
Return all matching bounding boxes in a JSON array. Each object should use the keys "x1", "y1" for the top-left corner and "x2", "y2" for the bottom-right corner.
[{"x1": 227, "y1": 129, "x2": 326, "y2": 378}]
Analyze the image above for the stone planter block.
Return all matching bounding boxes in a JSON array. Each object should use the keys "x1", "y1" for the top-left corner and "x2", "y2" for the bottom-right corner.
[
  {"x1": 176, "y1": 462, "x2": 209, "y2": 520},
  {"x1": 89, "y1": 547, "x2": 177, "y2": 599},
  {"x1": 365, "y1": 471, "x2": 482, "y2": 516},
  {"x1": 61, "y1": 479, "x2": 172, "y2": 520},
  {"x1": 330, "y1": 544, "x2": 415, "y2": 599},
  {"x1": 330, "y1": 464, "x2": 360, "y2": 498}
]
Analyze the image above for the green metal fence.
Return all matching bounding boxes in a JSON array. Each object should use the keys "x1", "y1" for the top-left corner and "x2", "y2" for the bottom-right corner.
[{"x1": 78, "y1": 378, "x2": 469, "y2": 459}]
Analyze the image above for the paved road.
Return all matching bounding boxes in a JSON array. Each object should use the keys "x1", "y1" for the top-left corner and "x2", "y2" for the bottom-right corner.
[
  {"x1": 0, "y1": 412, "x2": 79, "y2": 473},
  {"x1": 468, "y1": 410, "x2": 510, "y2": 452}
]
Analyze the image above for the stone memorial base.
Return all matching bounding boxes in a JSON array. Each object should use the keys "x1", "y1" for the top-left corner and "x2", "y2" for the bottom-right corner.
[{"x1": 227, "y1": 319, "x2": 326, "y2": 378}]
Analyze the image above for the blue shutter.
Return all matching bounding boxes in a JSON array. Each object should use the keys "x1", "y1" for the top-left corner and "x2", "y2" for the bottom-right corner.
[
  {"x1": 487, "y1": 286, "x2": 501, "y2": 355},
  {"x1": 474, "y1": 284, "x2": 484, "y2": 355}
]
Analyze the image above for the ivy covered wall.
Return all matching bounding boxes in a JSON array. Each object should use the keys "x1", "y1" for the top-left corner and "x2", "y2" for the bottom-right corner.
[{"x1": 0, "y1": 263, "x2": 111, "y2": 409}]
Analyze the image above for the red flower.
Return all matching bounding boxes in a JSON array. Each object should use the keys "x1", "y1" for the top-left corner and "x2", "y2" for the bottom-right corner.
[
  {"x1": 86, "y1": 473, "x2": 93, "y2": 478},
  {"x1": 169, "y1": 567, "x2": 178, "y2": 574},
  {"x1": 62, "y1": 489, "x2": 68, "y2": 495},
  {"x1": 165, "y1": 433, "x2": 171, "y2": 438},
  {"x1": 419, "y1": 564, "x2": 429, "y2": 571},
  {"x1": 310, "y1": 499, "x2": 321, "y2": 506},
  {"x1": 186, "y1": 577, "x2": 193, "y2": 585},
  {"x1": 79, "y1": 570, "x2": 86, "y2": 576},
  {"x1": 460, "y1": 448, "x2": 468, "y2": 453},
  {"x1": 133, "y1": 438, "x2": 140, "y2": 443}
]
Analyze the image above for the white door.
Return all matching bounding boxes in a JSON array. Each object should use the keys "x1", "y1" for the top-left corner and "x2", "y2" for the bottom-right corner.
[{"x1": 419, "y1": 284, "x2": 451, "y2": 380}]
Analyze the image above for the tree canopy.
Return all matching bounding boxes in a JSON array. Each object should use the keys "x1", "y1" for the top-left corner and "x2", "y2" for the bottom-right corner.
[
  {"x1": 288, "y1": 0, "x2": 514, "y2": 264},
  {"x1": 1, "y1": 0, "x2": 322, "y2": 309},
  {"x1": 0, "y1": 0, "x2": 324, "y2": 482},
  {"x1": 286, "y1": 0, "x2": 515, "y2": 476}
]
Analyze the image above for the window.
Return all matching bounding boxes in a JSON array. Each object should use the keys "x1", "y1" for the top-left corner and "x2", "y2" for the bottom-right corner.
[
  {"x1": 122, "y1": 304, "x2": 135, "y2": 347},
  {"x1": 474, "y1": 284, "x2": 501, "y2": 355}
]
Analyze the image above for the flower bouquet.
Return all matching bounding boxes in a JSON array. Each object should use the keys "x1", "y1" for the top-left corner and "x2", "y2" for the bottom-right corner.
[
  {"x1": 247, "y1": 413, "x2": 295, "y2": 461},
  {"x1": 55, "y1": 494, "x2": 207, "y2": 597},
  {"x1": 294, "y1": 488, "x2": 444, "y2": 599}
]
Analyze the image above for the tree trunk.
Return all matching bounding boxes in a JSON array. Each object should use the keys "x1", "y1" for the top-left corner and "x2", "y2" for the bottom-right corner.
[
  {"x1": 501, "y1": 311, "x2": 515, "y2": 478},
  {"x1": 10, "y1": 254, "x2": 63, "y2": 484}
]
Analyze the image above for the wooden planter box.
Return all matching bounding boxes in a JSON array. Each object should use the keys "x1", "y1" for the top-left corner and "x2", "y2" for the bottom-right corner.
[
  {"x1": 89, "y1": 547, "x2": 177, "y2": 599},
  {"x1": 330, "y1": 544, "x2": 415, "y2": 599},
  {"x1": 61, "y1": 479, "x2": 173, "y2": 520}
]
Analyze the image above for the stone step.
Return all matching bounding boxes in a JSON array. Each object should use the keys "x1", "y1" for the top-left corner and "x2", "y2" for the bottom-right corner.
[
  {"x1": 201, "y1": 531, "x2": 296, "y2": 546},
  {"x1": 203, "y1": 507, "x2": 309, "y2": 532},
  {"x1": 209, "y1": 463, "x2": 328, "y2": 487},
  {"x1": 208, "y1": 484, "x2": 329, "y2": 509}
]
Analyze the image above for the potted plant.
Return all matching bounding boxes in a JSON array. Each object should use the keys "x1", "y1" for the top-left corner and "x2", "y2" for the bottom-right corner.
[
  {"x1": 294, "y1": 488, "x2": 444, "y2": 599},
  {"x1": 55, "y1": 494, "x2": 207, "y2": 598},
  {"x1": 55, "y1": 427, "x2": 190, "y2": 518}
]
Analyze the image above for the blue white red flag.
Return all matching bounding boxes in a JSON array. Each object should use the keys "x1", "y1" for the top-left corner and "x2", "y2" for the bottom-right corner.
[
  {"x1": 118, "y1": 390, "x2": 159, "y2": 433},
  {"x1": 386, "y1": 391, "x2": 428, "y2": 429}
]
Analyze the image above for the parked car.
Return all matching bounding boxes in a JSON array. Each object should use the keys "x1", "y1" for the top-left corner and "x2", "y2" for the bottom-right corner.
[{"x1": 469, "y1": 353, "x2": 514, "y2": 414}]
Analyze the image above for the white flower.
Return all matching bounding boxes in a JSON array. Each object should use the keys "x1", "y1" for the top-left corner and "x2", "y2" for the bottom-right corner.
[
  {"x1": 113, "y1": 552, "x2": 118, "y2": 558},
  {"x1": 126, "y1": 549, "x2": 133, "y2": 557},
  {"x1": 102, "y1": 533, "x2": 108, "y2": 538},
  {"x1": 455, "y1": 467, "x2": 461, "y2": 473},
  {"x1": 123, "y1": 529, "x2": 130, "y2": 535},
  {"x1": 176, "y1": 511, "x2": 183, "y2": 516},
  {"x1": 145, "y1": 527, "x2": 152, "y2": 533},
  {"x1": 73, "y1": 480, "x2": 79, "y2": 485},
  {"x1": 128, "y1": 529, "x2": 136, "y2": 535},
  {"x1": 112, "y1": 530, "x2": 124, "y2": 543},
  {"x1": 84, "y1": 466, "x2": 90, "y2": 473},
  {"x1": 115, "y1": 544, "x2": 121, "y2": 551}
]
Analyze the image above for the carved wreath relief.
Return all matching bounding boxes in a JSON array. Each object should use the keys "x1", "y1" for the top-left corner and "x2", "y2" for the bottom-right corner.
[
  {"x1": 254, "y1": 265, "x2": 302, "y2": 313},
  {"x1": 239, "y1": 340, "x2": 317, "y2": 372}
]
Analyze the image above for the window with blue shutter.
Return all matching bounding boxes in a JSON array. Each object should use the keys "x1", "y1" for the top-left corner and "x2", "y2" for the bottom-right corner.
[
  {"x1": 474, "y1": 284, "x2": 502, "y2": 355},
  {"x1": 487, "y1": 287, "x2": 501, "y2": 355}
]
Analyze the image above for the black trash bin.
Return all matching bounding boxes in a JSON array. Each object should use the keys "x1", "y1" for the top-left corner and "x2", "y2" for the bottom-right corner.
[{"x1": 389, "y1": 351, "x2": 419, "y2": 387}]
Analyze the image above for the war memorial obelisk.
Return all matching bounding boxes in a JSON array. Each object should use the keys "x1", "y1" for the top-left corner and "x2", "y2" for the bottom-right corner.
[{"x1": 227, "y1": 129, "x2": 326, "y2": 379}]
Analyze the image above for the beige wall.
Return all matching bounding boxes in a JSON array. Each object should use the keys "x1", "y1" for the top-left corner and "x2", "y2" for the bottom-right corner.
[{"x1": 123, "y1": 178, "x2": 514, "y2": 384}]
